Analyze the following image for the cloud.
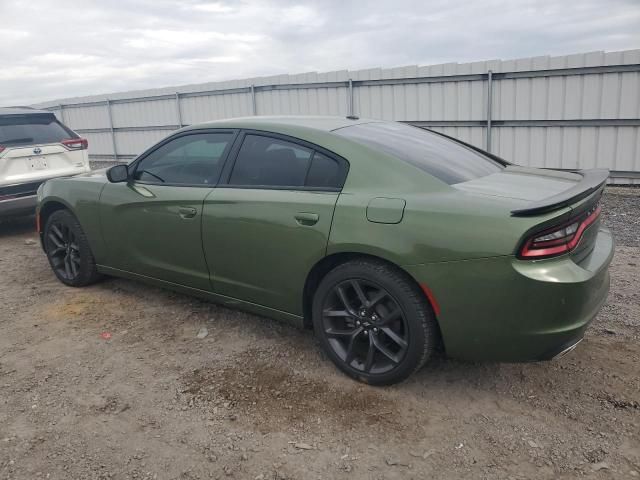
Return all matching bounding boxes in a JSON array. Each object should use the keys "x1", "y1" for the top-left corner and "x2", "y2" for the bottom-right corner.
[{"x1": 0, "y1": 0, "x2": 638, "y2": 106}]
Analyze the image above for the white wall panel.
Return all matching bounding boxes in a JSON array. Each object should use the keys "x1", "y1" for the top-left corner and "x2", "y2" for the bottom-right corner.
[
  {"x1": 256, "y1": 86, "x2": 347, "y2": 116},
  {"x1": 114, "y1": 130, "x2": 172, "y2": 156},
  {"x1": 32, "y1": 49, "x2": 640, "y2": 181},
  {"x1": 83, "y1": 132, "x2": 114, "y2": 156},
  {"x1": 180, "y1": 93, "x2": 252, "y2": 124},
  {"x1": 111, "y1": 99, "x2": 177, "y2": 128},
  {"x1": 489, "y1": 126, "x2": 640, "y2": 172},
  {"x1": 63, "y1": 104, "x2": 109, "y2": 130}
]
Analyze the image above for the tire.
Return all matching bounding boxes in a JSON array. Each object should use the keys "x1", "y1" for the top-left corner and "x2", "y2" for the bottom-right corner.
[
  {"x1": 312, "y1": 259, "x2": 438, "y2": 385},
  {"x1": 44, "y1": 209, "x2": 102, "y2": 287}
]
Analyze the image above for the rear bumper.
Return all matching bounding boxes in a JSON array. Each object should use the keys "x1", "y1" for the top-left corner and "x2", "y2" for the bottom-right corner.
[
  {"x1": 0, "y1": 194, "x2": 37, "y2": 216},
  {"x1": 0, "y1": 179, "x2": 45, "y2": 216},
  {"x1": 405, "y1": 226, "x2": 614, "y2": 362}
]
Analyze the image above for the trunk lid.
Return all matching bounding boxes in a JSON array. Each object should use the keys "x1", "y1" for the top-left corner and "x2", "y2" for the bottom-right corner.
[
  {"x1": 454, "y1": 166, "x2": 608, "y2": 260},
  {"x1": 454, "y1": 166, "x2": 582, "y2": 203},
  {"x1": 454, "y1": 166, "x2": 607, "y2": 216}
]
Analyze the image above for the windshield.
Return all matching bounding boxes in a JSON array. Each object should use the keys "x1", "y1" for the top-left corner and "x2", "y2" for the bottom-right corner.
[
  {"x1": 335, "y1": 122, "x2": 503, "y2": 185},
  {"x1": 0, "y1": 114, "x2": 76, "y2": 147}
]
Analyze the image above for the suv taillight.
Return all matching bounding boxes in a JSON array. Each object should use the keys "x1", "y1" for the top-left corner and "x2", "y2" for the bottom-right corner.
[
  {"x1": 61, "y1": 138, "x2": 88, "y2": 150},
  {"x1": 0, "y1": 145, "x2": 5, "y2": 154},
  {"x1": 518, "y1": 204, "x2": 601, "y2": 259}
]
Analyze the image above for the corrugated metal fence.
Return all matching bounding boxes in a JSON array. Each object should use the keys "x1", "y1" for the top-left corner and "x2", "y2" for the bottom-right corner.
[{"x1": 34, "y1": 49, "x2": 640, "y2": 183}]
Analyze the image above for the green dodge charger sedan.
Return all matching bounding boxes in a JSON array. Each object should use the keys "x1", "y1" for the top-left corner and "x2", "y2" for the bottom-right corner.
[{"x1": 36, "y1": 116, "x2": 613, "y2": 385}]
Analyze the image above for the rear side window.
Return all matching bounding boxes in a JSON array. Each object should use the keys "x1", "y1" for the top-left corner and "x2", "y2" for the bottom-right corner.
[
  {"x1": 335, "y1": 122, "x2": 503, "y2": 185},
  {"x1": 229, "y1": 135, "x2": 313, "y2": 187},
  {"x1": 0, "y1": 114, "x2": 76, "y2": 147},
  {"x1": 305, "y1": 152, "x2": 341, "y2": 188}
]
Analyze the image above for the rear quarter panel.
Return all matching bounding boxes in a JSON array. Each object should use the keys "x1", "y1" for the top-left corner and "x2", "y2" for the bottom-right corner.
[
  {"x1": 327, "y1": 158, "x2": 574, "y2": 267},
  {"x1": 329, "y1": 190, "x2": 561, "y2": 265},
  {"x1": 310, "y1": 129, "x2": 577, "y2": 266}
]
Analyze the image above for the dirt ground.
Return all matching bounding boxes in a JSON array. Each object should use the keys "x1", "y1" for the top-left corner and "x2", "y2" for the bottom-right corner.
[{"x1": 1, "y1": 187, "x2": 638, "y2": 480}]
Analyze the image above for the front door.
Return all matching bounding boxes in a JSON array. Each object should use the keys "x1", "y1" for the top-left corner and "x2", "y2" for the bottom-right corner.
[
  {"x1": 100, "y1": 130, "x2": 235, "y2": 290},
  {"x1": 202, "y1": 132, "x2": 348, "y2": 315}
]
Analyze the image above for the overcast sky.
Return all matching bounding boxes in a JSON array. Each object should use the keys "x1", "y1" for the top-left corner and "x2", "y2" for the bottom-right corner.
[{"x1": 1, "y1": 0, "x2": 639, "y2": 106}]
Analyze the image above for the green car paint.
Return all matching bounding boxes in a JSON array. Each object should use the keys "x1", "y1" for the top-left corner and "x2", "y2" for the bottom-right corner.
[
  {"x1": 201, "y1": 188, "x2": 340, "y2": 314},
  {"x1": 37, "y1": 116, "x2": 613, "y2": 362},
  {"x1": 100, "y1": 182, "x2": 214, "y2": 290}
]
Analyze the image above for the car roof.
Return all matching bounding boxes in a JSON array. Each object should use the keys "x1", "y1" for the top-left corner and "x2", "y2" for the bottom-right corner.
[
  {"x1": 0, "y1": 106, "x2": 54, "y2": 116},
  {"x1": 187, "y1": 115, "x2": 379, "y2": 133}
]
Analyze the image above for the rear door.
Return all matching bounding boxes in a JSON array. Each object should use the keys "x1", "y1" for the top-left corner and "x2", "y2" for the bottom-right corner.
[
  {"x1": 100, "y1": 130, "x2": 236, "y2": 290},
  {"x1": 0, "y1": 113, "x2": 88, "y2": 187},
  {"x1": 202, "y1": 131, "x2": 348, "y2": 315}
]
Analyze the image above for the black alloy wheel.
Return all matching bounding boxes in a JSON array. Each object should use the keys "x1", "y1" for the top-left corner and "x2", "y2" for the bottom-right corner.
[
  {"x1": 46, "y1": 221, "x2": 81, "y2": 281},
  {"x1": 44, "y1": 209, "x2": 102, "y2": 287},
  {"x1": 321, "y1": 278, "x2": 409, "y2": 375},
  {"x1": 313, "y1": 259, "x2": 438, "y2": 385}
]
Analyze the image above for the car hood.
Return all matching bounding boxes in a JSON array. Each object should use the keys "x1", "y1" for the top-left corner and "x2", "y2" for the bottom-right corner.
[{"x1": 453, "y1": 166, "x2": 582, "y2": 202}]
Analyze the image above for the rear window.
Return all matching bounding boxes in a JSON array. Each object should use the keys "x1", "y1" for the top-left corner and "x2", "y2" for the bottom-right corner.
[
  {"x1": 0, "y1": 114, "x2": 77, "y2": 147},
  {"x1": 335, "y1": 122, "x2": 503, "y2": 185}
]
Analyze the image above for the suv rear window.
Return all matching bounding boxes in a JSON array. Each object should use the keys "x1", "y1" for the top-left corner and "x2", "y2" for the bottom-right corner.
[
  {"x1": 335, "y1": 122, "x2": 503, "y2": 185},
  {"x1": 0, "y1": 114, "x2": 77, "y2": 147}
]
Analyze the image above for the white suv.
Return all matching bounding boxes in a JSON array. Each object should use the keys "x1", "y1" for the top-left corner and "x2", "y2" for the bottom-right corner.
[{"x1": 0, "y1": 107, "x2": 90, "y2": 216}]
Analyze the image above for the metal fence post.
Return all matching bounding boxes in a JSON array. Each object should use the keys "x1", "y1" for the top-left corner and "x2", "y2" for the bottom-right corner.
[
  {"x1": 175, "y1": 92, "x2": 183, "y2": 127},
  {"x1": 106, "y1": 99, "x2": 118, "y2": 162},
  {"x1": 250, "y1": 84, "x2": 257, "y2": 115},
  {"x1": 347, "y1": 78, "x2": 354, "y2": 116},
  {"x1": 486, "y1": 70, "x2": 493, "y2": 153}
]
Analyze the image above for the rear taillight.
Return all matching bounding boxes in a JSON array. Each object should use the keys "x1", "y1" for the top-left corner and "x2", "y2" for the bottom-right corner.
[
  {"x1": 518, "y1": 204, "x2": 601, "y2": 259},
  {"x1": 61, "y1": 138, "x2": 88, "y2": 150},
  {"x1": 0, "y1": 145, "x2": 5, "y2": 154}
]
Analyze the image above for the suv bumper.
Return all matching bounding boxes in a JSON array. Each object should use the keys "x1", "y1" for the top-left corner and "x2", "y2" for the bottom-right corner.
[
  {"x1": 0, "y1": 179, "x2": 49, "y2": 216},
  {"x1": 0, "y1": 194, "x2": 37, "y2": 216}
]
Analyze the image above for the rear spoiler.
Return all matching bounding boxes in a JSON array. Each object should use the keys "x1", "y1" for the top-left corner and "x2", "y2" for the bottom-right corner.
[{"x1": 511, "y1": 169, "x2": 609, "y2": 217}]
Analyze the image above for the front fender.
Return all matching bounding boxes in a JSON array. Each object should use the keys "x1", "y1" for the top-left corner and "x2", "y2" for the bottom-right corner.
[{"x1": 38, "y1": 177, "x2": 107, "y2": 263}]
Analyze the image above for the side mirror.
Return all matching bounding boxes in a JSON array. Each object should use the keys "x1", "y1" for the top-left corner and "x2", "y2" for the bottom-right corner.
[{"x1": 106, "y1": 164, "x2": 129, "y2": 183}]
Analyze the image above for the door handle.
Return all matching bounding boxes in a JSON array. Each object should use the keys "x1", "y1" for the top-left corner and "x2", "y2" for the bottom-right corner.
[
  {"x1": 178, "y1": 207, "x2": 197, "y2": 219},
  {"x1": 294, "y1": 212, "x2": 319, "y2": 226}
]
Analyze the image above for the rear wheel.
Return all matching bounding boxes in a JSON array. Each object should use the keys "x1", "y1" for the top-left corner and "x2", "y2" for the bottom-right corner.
[
  {"x1": 312, "y1": 259, "x2": 438, "y2": 385},
  {"x1": 44, "y1": 209, "x2": 101, "y2": 287}
]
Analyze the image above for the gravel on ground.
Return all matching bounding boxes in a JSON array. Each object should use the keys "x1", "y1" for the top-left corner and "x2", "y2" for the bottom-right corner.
[{"x1": 0, "y1": 188, "x2": 638, "y2": 480}]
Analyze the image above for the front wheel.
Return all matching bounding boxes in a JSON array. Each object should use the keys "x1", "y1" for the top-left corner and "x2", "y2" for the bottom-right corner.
[
  {"x1": 44, "y1": 209, "x2": 102, "y2": 287},
  {"x1": 312, "y1": 259, "x2": 438, "y2": 385}
]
